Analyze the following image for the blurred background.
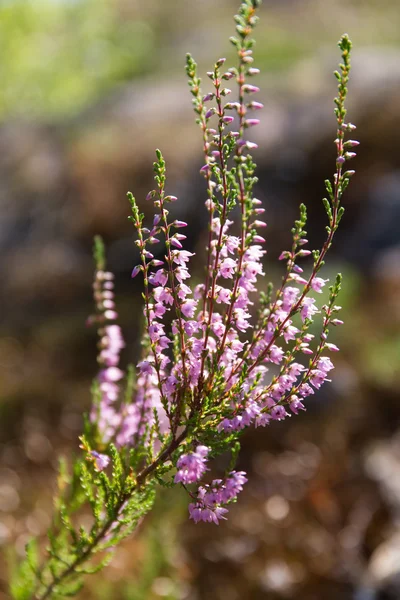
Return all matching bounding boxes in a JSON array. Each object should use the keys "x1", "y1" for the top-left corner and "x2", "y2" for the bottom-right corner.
[{"x1": 0, "y1": 0, "x2": 399, "y2": 598}]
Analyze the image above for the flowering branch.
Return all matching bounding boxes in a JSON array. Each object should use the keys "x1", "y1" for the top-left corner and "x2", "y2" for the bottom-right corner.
[{"x1": 10, "y1": 2, "x2": 358, "y2": 599}]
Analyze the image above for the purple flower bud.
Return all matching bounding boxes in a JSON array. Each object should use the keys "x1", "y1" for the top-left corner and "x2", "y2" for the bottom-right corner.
[
  {"x1": 248, "y1": 101, "x2": 263, "y2": 110},
  {"x1": 331, "y1": 319, "x2": 344, "y2": 326},
  {"x1": 153, "y1": 214, "x2": 162, "y2": 226},
  {"x1": 242, "y1": 84, "x2": 260, "y2": 94},
  {"x1": 336, "y1": 156, "x2": 346, "y2": 164},
  {"x1": 245, "y1": 119, "x2": 260, "y2": 127},
  {"x1": 170, "y1": 237, "x2": 183, "y2": 249},
  {"x1": 131, "y1": 265, "x2": 142, "y2": 278},
  {"x1": 173, "y1": 220, "x2": 188, "y2": 228},
  {"x1": 253, "y1": 235, "x2": 265, "y2": 243},
  {"x1": 90, "y1": 451, "x2": 110, "y2": 471},
  {"x1": 345, "y1": 140, "x2": 360, "y2": 147},
  {"x1": 222, "y1": 115, "x2": 234, "y2": 124},
  {"x1": 292, "y1": 264, "x2": 303, "y2": 274},
  {"x1": 205, "y1": 108, "x2": 215, "y2": 119},
  {"x1": 222, "y1": 71, "x2": 235, "y2": 80},
  {"x1": 247, "y1": 68, "x2": 260, "y2": 75},
  {"x1": 165, "y1": 195, "x2": 178, "y2": 202},
  {"x1": 344, "y1": 152, "x2": 356, "y2": 160},
  {"x1": 216, "y1": 57, "x2": 226, "y2": 67},
  {"x1": 300, "y1": 344, "x2": 313, "y2": 355},
  {"x1": 325, "y1": 343, "x2": 340, "y2": 352},
  {"x1": 146, "y1": 190, "x2": 156, "y2": 201},
  {"x1": 202, "y1": 92, "x2": 215, "y2": 102},
  {"x1": 150, "y1": 260, "x2": 164, "y2": 267}
]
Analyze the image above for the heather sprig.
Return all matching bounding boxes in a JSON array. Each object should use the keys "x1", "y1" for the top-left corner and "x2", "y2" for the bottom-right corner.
[{"x1": 10, "y1": 3, "x2": 358, "y2": 598}]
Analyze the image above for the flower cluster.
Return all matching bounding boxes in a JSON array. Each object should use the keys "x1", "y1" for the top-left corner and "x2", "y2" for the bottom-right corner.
[
  {"x1": 189, "y1": 471, "x2": 248, "y2": 524},
  {"x1": 87, "y1": 252, "x2": 125, "y2": 444},
  {"x1": 85, "y1": 1, "x2": 357, "y2": 527},
  {"x1": 174, "y1": 445, "x2": 209, "y2": 484},
  {"x1": 17, "y1": 4, "x2": 360, "y2": 600}
]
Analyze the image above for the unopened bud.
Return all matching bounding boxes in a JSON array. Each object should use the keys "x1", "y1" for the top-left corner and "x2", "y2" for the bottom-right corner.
[
  {"x1": 202, "y1": 92, "x2": 215, "y2": 102},
  {"x1": 242, "y1": 84, "x2": 260, "y2": 94},
  {"x1": 248, "y1": 101, "x2": 263, "y2": 110},
  {"x1": 173, "y1": 220, "x2": 188, "y2": 228},
  {"x1": 146, "y1": 190, "x2": 156, "y2": 201},
  {"x1": 245, "y1": 119, "x2": 260, "y2": 127},
  {"x1": 331, "y1": 319, "x2": 344, "y2": 326},
  {"x1": 131, "y1": 265, "x2": 142, "y2": 278},
  {"x1": 345, "y1": 139, "x2": 360, "y2": 147}
]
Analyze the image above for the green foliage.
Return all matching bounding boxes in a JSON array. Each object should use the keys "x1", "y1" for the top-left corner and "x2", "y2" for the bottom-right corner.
[{"x1": 9, "y1": 540, "x2": 39, "y2": 600}]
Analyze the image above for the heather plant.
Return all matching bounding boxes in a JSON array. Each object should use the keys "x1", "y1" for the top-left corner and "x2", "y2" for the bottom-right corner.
[{"x1": 9, "y1": 1, "x2": 358, "y2": 598}]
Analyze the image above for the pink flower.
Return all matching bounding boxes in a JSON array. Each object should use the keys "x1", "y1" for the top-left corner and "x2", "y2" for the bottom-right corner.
[
  {"x1": 181, "y1": 299, "x2": 197, "y2": 318},
  {"x1": 149, "y1": 269, "x2": 168, "y2": 287},
  {"x1": 172, "y1": 250, "x2": 195, "y2": 266},
  {"x1": 219, "y1": 258, "x2": 237, "y2": 279},
  {"x1": 311, "y1": 277, "x2": 329, "y2": 293},
  {"x1": 174, "y1": 446, "x2": 209, "y2": 485},
  {"x1": 300, "y1": 297, "x2": 319, "y2": 322},
  {"x1": 153, "y1": 287, "x2": 174, "y2": 305},
  {"x1": 90, "y1": 451, "x2": 110, "y2": 471}
]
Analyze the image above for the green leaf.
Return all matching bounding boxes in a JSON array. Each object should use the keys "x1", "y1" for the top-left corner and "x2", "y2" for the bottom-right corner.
[
  {"x1": 8, "y1": 551, "x2": 36, "y2": 600},
  {"x1": 57, "y1": 578, "x2": 84, "y2": 597}
]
